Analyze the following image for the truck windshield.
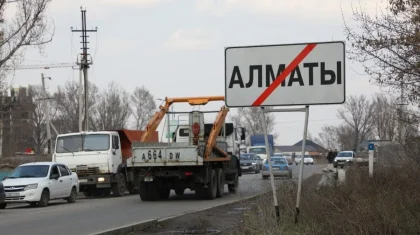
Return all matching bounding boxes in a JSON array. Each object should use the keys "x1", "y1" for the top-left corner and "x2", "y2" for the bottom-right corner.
[
  {"x1": 56, "y1": 134, "x2": 110, "y2": 153},
  {"x1": 249, "y1": 147, "x2": 266, "y2": 154}
]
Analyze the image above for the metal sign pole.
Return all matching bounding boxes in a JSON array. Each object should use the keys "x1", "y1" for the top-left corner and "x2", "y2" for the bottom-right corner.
[
  {"x1": 368, "y1": 143, "x2": 374, "y2": 177},
  {"x1": 294, "y1": 105, "x2": 309, "y2": 224},
  {"x1": 261, "y1": 107, "x2": 280, "y2": 223}
]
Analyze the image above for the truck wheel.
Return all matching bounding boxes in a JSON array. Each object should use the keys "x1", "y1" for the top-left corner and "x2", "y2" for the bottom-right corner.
[
  {"x1": 228, "y1": 173, "x2": 238, "y2": 194},
  {"x1": 158, "y1": 187, "x2": 170, "y2": 200},
  {"x1": 204, "y1": 169, "x2": 217, "y2": 199},
  {"x1": 175, "y1": 188, "x2": 184, "y2": 196},
  {"x1": 139, "y1": 181, "x2": 158, "y2": 201},
  {"x1": 194, "y1": 184, "x2": 205, "y2": 199},
  {"x1": 215, "y1": 168, "x2": 224, "y2": 198},
  {"x1": 112, "y1": 173, "x2": 126, "y2": 197}
]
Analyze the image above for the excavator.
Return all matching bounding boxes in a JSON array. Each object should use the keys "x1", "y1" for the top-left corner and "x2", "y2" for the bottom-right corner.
[{"x1": 126, "y1": 96, "x2": 244, "y2": 201}]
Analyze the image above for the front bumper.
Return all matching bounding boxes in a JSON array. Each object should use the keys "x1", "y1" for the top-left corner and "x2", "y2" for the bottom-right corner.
[
  {"x1": 262, "y1": 169, "x2": 291, "y2": 177},
  {"x1": 240, "y1": 165, "x2": 258, "y2": 172},
  {"x1": 4, "y1": 188, "x2": 43, "y2": 203},
  {"x1": 78, "y1": 174, "x2": 112, "y2": 191}
]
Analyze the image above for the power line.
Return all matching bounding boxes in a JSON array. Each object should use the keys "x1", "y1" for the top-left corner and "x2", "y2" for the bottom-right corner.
[
  {"x1": 71, "y1": 6, "x2": 98, "y2": 131},
  {"x1": 275, "y1": 118, "x2": 341, "y2": 124}
]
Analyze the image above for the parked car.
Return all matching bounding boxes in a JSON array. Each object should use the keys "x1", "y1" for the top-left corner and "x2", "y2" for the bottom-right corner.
[
  {"x1": 294, "y1": 155, "x2": 314, "y2": 165},
  {"x1": 0, "y1": 181, "x2": 5, "y2": 208},
  {"x1": 333, "y1": 151, "x2": 355, "y2": 168},
  {"x1": 1, "y1": 162, "x2": 79, "y2": 209},
  {"x1": 240, "y1": 153, "x2": 262, "y2": 173},
  {"x1": 261, "y1": 156, "x2": 292, "y2": 179}
]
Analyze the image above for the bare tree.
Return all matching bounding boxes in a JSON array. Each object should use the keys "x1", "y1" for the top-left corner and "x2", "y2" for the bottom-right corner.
[
  {"x1": 231, "y1": 107, "x2": 277, "y2": 144},
  {"x1": 343, "y1": 0, "x2": 420, "y2": 103},
  {"x1": 0, "y1": 0, "x2": 54, "y2": 87},
  {"x1": 337, "y1": 95, "x2": 376, "y2": 150},
  {"x1": 335, "y1": 124, "x2": 357, "y2": 151},
  {"x1": 92, "y1": 81, "x2": 131, "y2": 130},
  {"x1": 52, "y1": 80, "x2": 99, "y2": 133},
  {"x1": 27, "y1": 85, "x2": 57, "y2": 154},
  {"x1": 316, "y1": 125, "x2": 340, "y2": 150},
  {"x1": 130, "y1": 86, "x2": 156, "y2": 130},
  {"x1": 372, "y1": 93, "x2": 399, "y2": 141}
]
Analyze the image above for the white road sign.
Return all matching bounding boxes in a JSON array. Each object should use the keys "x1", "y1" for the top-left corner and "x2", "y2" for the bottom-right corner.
[{"x1": 224, "y1": 41, "x2": 346, "y2": 107}]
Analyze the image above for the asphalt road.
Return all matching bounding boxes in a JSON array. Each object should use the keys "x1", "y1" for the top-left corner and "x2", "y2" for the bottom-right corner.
[{"x1": 0, "y1": 164, "x2": 323, "y2": 235}]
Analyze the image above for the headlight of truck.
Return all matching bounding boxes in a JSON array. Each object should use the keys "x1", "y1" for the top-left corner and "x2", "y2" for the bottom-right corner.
[
  {"x1": 97, "y1": 177, "x2": 105, "y2": 182},
  {"x1": 24, "y1": 183, "x2": 38, "y2": 191}
]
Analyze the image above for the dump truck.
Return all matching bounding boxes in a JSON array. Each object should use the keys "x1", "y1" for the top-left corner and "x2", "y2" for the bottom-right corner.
[
  {"x1": 125, "y1": 96, "x2": 244, "y2": 201},
  {"x1": 247, "y1": 134, "x2": 274, "y2": 161},
  {"x1": 53, "y1": 129, "x2": 158, "y2": 197}
]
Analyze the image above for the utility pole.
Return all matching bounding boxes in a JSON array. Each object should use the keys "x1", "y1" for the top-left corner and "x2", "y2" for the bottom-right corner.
[
  {"x1": 71, "y1": 6, "x2": 97, "y2": 131},
  {"x1": 41, "y1": 73, "x2": 52, "y2": 155}
]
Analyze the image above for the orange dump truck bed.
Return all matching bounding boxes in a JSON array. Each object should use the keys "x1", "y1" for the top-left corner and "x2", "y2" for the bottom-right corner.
[{"x1": 113, "y1": 129, "x2": 159, "y2": 164}]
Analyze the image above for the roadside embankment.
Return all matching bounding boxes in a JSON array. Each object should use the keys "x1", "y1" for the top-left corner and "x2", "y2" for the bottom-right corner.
[{"x1": 232, "y1": 163, "x2": 420, "y2": 235}]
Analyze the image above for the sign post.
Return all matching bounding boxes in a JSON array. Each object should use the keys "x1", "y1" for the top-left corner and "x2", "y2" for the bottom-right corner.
[
  {"x1": 368, "y1": 143, "x2": 374, "y2": 177},
  {"x1": 224, "y1": 41, "x2": 346, "y2": 224}
]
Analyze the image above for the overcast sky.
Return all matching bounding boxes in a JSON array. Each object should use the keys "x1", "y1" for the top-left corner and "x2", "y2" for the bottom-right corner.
[{"x1": 6, "y1": 0, "x2": 390, "y2": 145}]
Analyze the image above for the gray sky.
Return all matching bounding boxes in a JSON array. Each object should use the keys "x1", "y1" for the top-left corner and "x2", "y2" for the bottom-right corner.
[{"x1": 6, "y1": 0, "x2": 389, "y2": 145}]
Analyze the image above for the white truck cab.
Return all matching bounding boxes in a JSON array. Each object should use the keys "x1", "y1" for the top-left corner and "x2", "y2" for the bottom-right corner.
[{"x1": 53, "y1": 130, "x2": 153, "y2": 197}]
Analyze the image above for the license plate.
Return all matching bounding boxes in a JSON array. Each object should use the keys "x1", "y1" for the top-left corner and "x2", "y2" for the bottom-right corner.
[
  {"x1": 6, "y1": 192, "x2": 19, "y2": 197},
  {"x1": 144, "y1": 176, "x2": 153, "y2": 182},
  {"x1": 79, "y1": 179, "x2": 88, "y2": 183},
  {"x1": 241, "y1": 166, "x2": 249, "y2": 169}
]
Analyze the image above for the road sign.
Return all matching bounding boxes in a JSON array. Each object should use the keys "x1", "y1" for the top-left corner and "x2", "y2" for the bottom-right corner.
[
  {"x1": 224, "y1": 41, "x2": 346, "y2": 107},
  {"x1": 368, "y1": 143, "x2": 374, "y2": 151}
]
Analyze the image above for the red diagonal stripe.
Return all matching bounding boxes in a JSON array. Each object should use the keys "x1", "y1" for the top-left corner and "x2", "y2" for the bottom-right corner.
[{"x1": 251, "y1": 43, "x2": 317, "y2": 106}]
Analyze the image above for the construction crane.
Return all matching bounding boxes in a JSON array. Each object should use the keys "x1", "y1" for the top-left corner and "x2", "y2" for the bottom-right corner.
[{"x1": 2, "y1": 63, "x2": 78, "y2": 71}]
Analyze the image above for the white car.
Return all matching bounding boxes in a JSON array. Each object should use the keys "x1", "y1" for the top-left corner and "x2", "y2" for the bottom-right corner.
[
  {"x1": 294, "y1": 155, "x2": 314, "y2": 165},
  {"x1": 1, "y1": 162, "x2": 79, "y2": 208}
]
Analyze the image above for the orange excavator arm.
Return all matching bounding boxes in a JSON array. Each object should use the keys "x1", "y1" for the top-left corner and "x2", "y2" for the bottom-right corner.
[
  {"x1": 140, "y1": 96, "x2": 225, "y2": 142},
  {"x1": 204, "y1": 105, "x2": 230, "y2": 158}
]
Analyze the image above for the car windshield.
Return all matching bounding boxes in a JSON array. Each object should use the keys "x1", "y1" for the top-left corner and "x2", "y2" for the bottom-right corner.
[
  {"x1": 56, "y1": 134, "x2": 110, "y2": 153},
  {"x1": 266, "y1": 158, "x2": 287, "y2": 165},
  {"x1": 240, "y1": 154, "x2": 254, "y2": 160},
  {"x1": 337, "y1": 152, "x2": 353, "y2": 157},
  {"x1": 7, "y1": 165, "x2": 50, "y2": 178},
  {"x1": 249, "y1": 147, "x2": 266, "y2": 154},
  {"x1": 274, "y1": 154, "x2": 283, "y2": 157}
]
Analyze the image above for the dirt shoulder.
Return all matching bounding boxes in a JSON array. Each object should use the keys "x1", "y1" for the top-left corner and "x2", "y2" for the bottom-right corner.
[{"x1": 128, "y1": 173, "x2": 323, "y2": 235}]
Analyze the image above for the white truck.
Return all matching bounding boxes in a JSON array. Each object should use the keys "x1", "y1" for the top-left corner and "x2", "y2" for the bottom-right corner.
[
  {"x1": 125, "y1": 96, "x2": 243, "y2": 201},
  {"x1": 53, "y1": 129, "x2": 158, "y2": 197}
]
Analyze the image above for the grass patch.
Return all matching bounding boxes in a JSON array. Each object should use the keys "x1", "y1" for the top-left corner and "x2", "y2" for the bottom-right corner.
[{"x1": 230, "y1": 164, "x2": 420, "y2": 235}]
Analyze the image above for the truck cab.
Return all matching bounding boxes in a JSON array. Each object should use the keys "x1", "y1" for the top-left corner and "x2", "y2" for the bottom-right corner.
[
  {"x1": 247, "y1": 135, "x2": 274, "y2": 161},
  {"x1": 53, "y1": 130, "x2": 158, "y2": 197}
]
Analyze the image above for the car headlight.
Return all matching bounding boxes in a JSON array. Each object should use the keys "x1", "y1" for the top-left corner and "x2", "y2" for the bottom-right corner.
[
  {"x1": 97, "y1": 177, "x2": 105, "y2": 182},
  {"x1": 24, "y1": 183, "x2": 38, "y2": 191},
  {"x1": 251, "y1": 162, "x2": 256, "y2": 165}
]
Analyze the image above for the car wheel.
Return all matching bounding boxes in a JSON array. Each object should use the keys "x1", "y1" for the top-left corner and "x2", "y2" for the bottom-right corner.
[
  {"x1": 0, "y1": 203, "x2": 7, "y2": 209},
  {"x1": 66, "y1": 187, "x2": 77, "y2": 203},
  {"x1": 37, "y1": 189, "x2": 50, "y2": 207}
]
